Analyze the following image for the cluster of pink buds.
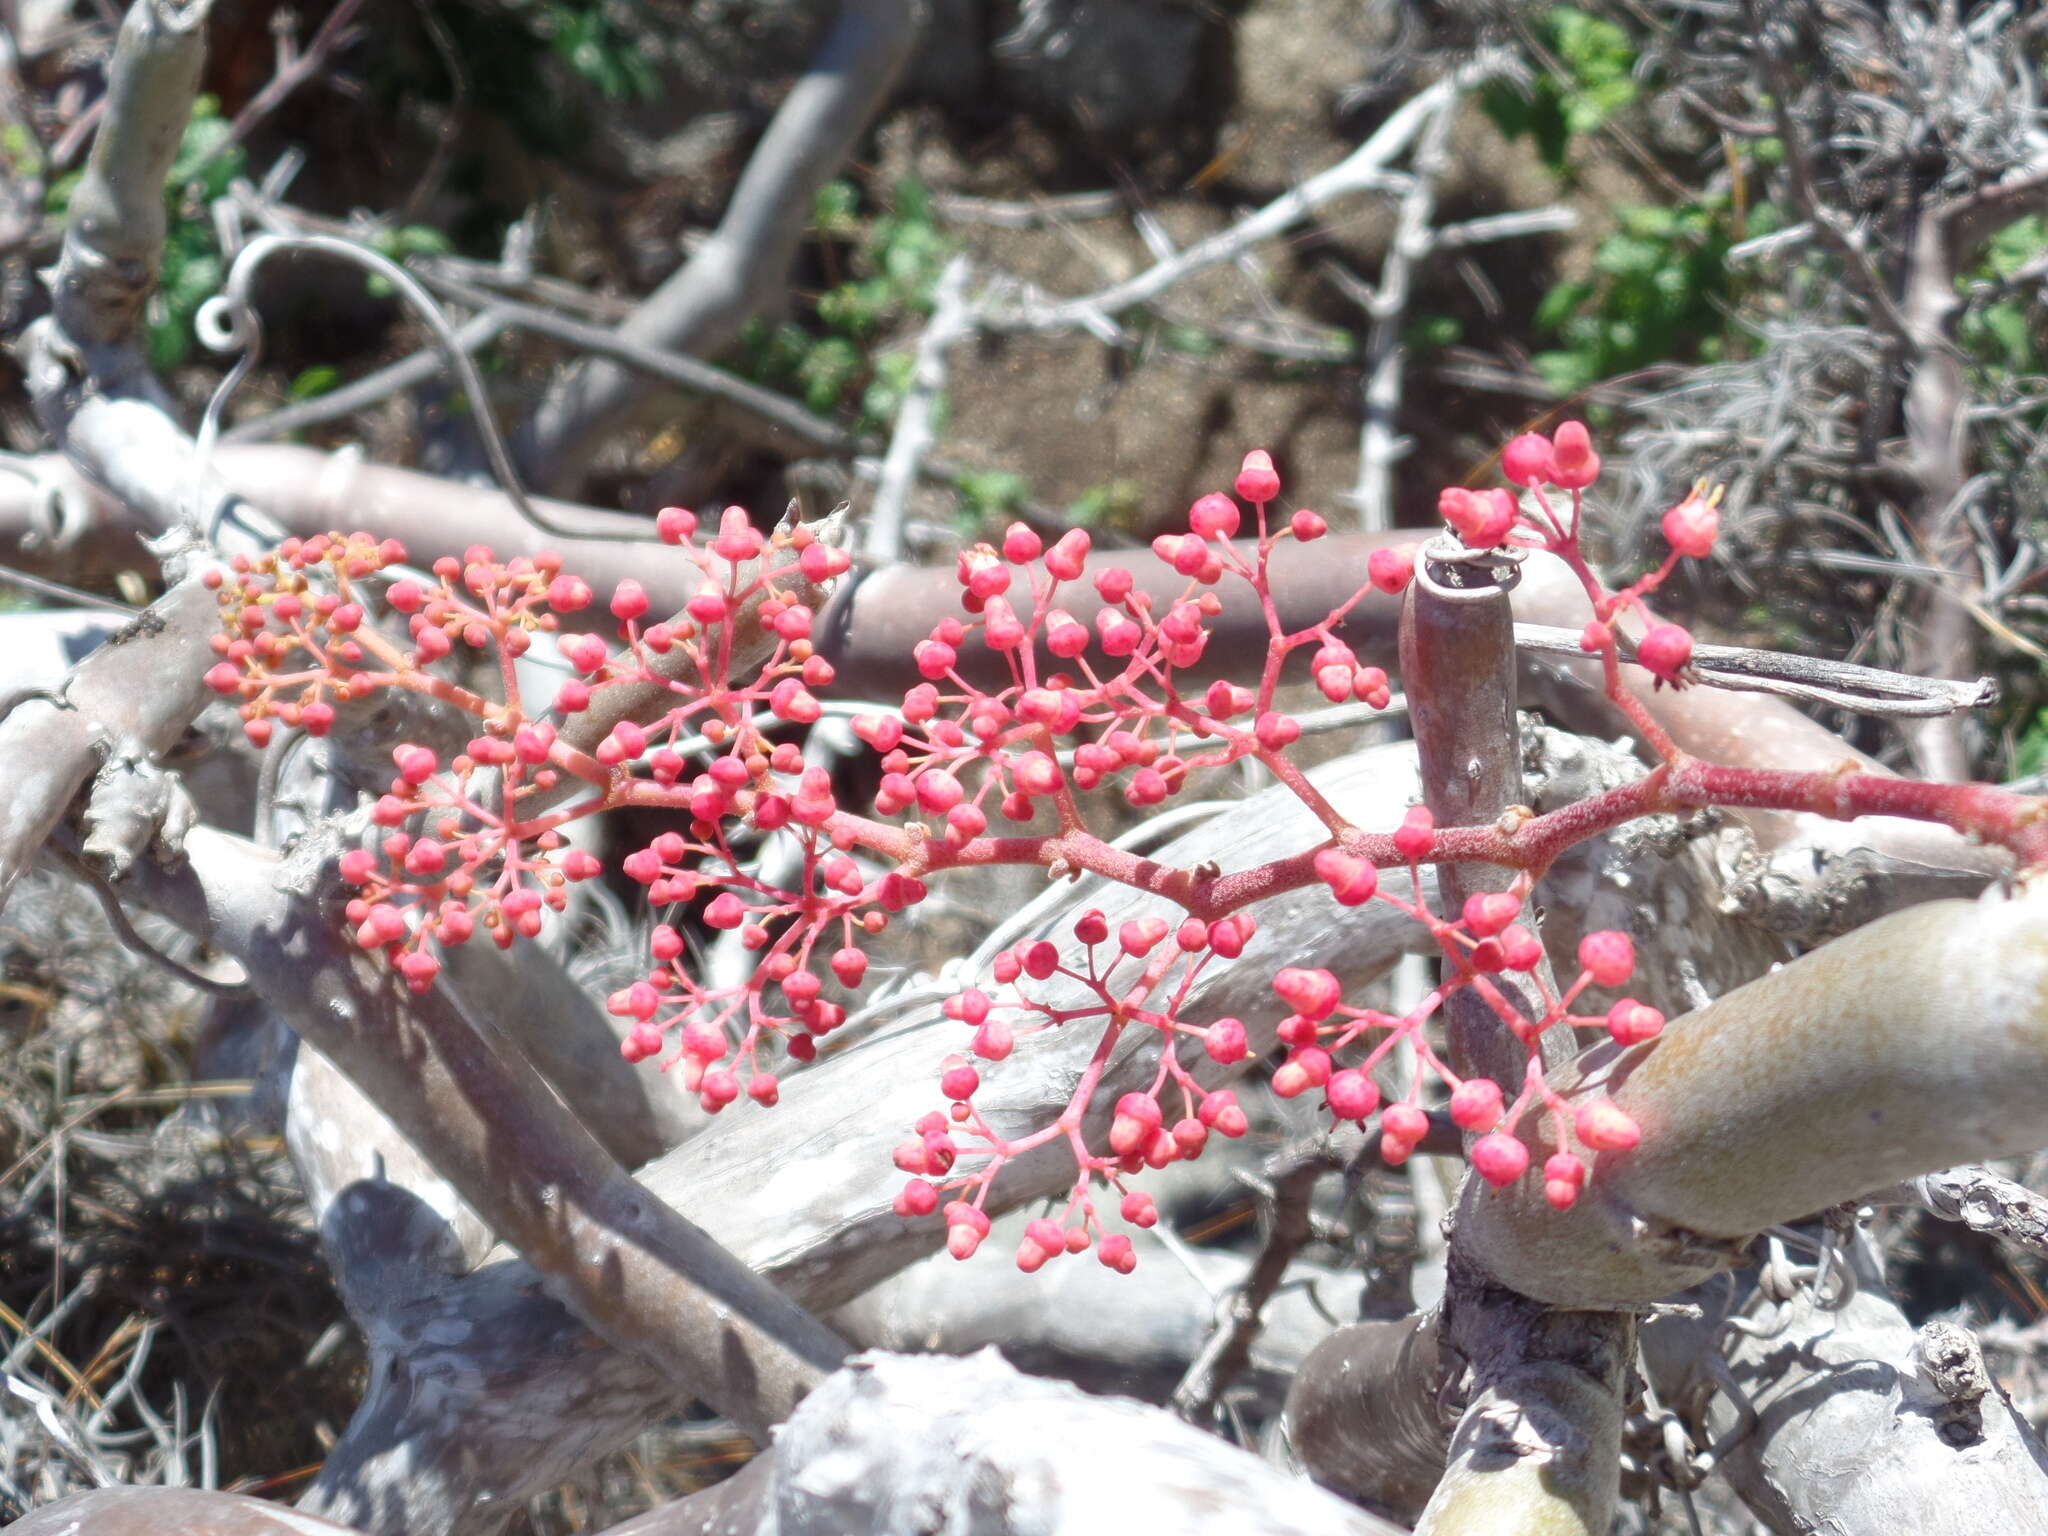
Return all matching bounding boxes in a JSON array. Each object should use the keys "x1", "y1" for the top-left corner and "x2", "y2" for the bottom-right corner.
[
  {"x1": 1447, "y1": 422, "x2": 1722, "y2": 695},
  {"x1": 215, "y1": 424, "x2": 1763, "y2": 1273},
  {"x1": 201, "y1": 531, "x2": 404, "y2": 746}
]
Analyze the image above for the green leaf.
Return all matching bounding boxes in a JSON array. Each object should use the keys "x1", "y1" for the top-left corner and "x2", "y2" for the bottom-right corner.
[{"x1": 289, "y1": 365, "x2": 341, "y2": 401}]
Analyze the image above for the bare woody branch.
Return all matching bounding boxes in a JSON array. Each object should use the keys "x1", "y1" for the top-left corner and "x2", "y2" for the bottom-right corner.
[
  {"x1": 113, "y1": 822, "x2": 850, "y2": 1442},
  {"x1": 517, "y1": 0, "x2": 921, "y2": 490}
]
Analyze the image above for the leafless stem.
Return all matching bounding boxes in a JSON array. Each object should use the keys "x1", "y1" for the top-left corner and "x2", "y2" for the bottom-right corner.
[
  {"x1": 117, "y1": 823, "x2": 849, "y2": 1440},
  {"x1": 517, "y1": 0, "x2": 920, "y2": 490},
  {"x1": 865, "y1": 255, "x2": 972, "y2": 562}
]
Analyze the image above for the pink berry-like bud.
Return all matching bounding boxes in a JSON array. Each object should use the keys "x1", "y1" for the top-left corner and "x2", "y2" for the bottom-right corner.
[
  {"x1": 1636, "y1": 623, "x2": 1694, "y2": 684},
  {"x1": 1254, "y1": 711, "x2": 1300, "y2": 750},
  {"x1": 1578, "y1": 931, "x2": 1635, "y2": 988},
  {"x1": 1235, "y1": 450, "x2": 1281, "y2": 503},
  {"x1": 1002, "y1": 522, "x2": 1042, "y2": 563},
  {"x1": 704, "y1": 893, "x2": 747, "y2": 929},
  {"x1": 1381, "y1": 1101, "x2": 1429, "y2": 1151},
  {"x1": 1471, "y1": 1132, "x2": 1530, "y2": 1187},
  {"x1": 1461, "y1": 890, "x2": 1520, "y2": 938},
  {"x1": 655, "y1": 506, "x2": 696, "y2": 543},
  {"x1": 1313, "y1": 848, "x2": 1379, "y2": 906},
  {"x1": 1449, "y1": 1077, "x2": 1504, "y2": 1132},
  {"x1": 548, "y1": 574, "x2": 592, "y2": 612},
  {"x1": 1544, "y1": 1152, "x2": 1586, "y2": 1210},
  {"x1": 1204, "y1": 1017, "x2": 1248, "y2": 1065},
  {"x1": 1325, "y1": 1069, "x2": 1380, "y2": 1121},
  {"x1": 1199, "y1": 1089, "x2": 1249, "y2": 1137},
  {"x1": 1393, "y1": 805, "x2": 1435, "y2": 861},
  {"x1": 1498, "y1": 925, "x2": 1544, "y2": 972},
  {"x1": 1274, "y1": 966, "x2": 1341, "y2": 1020},
  {"x1": 1045, "y1": 529, "x2": 1091, "y2": 582},
  {"x1": 1291, "y1": 508, "x2": 1327, "y2": 541},
  {"x1": 1121, "y1": 1191, "x2": 1157, "y2": 1227},
  {"x1": 1367, "y1": 545, "x2": 1415, "y2": 594},
  {"x1": 1097, "y1": 1234, "x2": 1137, "y2": 1274},
  {"x1": 1189, "y1": 492, "x2": 1241, "y2": 540},
  {"x1": 1500, "y1": 433, "x2": 1555, "y2": 488},
  {"x1": 1119, "y1": 917, "x2": 1168, "y2": 956},
  {"x1": 1606, "y1": 997, "x2": 1665, "y2": 1046},
  {"x1": 394, "y1": 745, "x2": 437, "y2": 785},
  {"x1": 894, "y1": 1179, "x2": 939, "y2": 1217},
  {"x1": 1575, "y1": 1098, "x2": 1640, "y2": 1152},
  {"x1": 1548, "y1": 421, "x2": 1601, "y2": 489},
  {"x1": 941, "y1": 1061, "x2": 980, "y2": 1100},
  {"x1": 1580, "y1": 619, "x2": 1612, "y2": 653},
  {"x1": 1662, "y1": 487, "x2": 1720, "y2": 560},
  {"x1": 1271, "y1": 1047, "x2": 1332, "y2": 1098},
  {"x1": 610, "y1": 579, "x2": 649, "y2": 621}
]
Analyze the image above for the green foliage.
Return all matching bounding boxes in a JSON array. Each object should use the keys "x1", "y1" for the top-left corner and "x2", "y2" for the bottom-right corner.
[
  {"x1": 738, "y1": 178, "x2": 955, "y2": 432},
  {"x1": 953, "y1": 469, "x2": 1033, "y2": 524},
  {"x1": 1960, "y1": 215, "x2": 2048, "y2": 375},
  {"x1": 540, "y1": 1, "x2": 659, "y2": 102},
  {"x1": 148, "y1": 96, "x2": 244, "y2": 370},
  {"x1": 1065, "y1": 478, "x2": 1145, "y2": 532},
  {"x1": 1481, "y1": 7, "x2": 1639, "y2": 172},
  {"x1": 2014, "y1": 706, "x2": 2048, "y2": 781},
  {"x1": 1531, "y1": 198, "x2": 1772, "y2": 396},
  {"x1": 364, "y1": 223, "x2": 454, "y2": 296}
]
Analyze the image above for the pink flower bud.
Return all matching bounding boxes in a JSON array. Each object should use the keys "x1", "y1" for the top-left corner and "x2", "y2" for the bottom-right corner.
[
  {"x1": 655, "y1": 506, "x2": 696, "y2": 543},
  {"x1": 1189, "y1": 492, "x2": 1241, "y2": 540},
  {"x1": 1393, "y1": 805, "x2": 1435, "y2": 861},
  {"x1": 894, "y1": 1179, "x2": 939, "y2": 1217},
  {"x1": 1548, "y1": 420, "x2": 1600, "y2": 489},
  {"x1": 1580, "y1": 619, "x2": 1612, "y2": 652},
  {"x1": 1544, "y1": 1152, "x2": 1586, "y2": 1210},
  {"x1": 394, "y1": 745, "x2": 437, "y2": 785},
  {"x1": 1636, "y1": 623, "x2": 1694, "y2": 684},
  {"x1": 1499, "y1": 925, "x2": 1544, "y2": 971},
  {"x1": 1577, "y1": 931, "x2": 1635, "y2": 989},
  {"x1": 1575, "y1": 1098, "x2": 1640, "y2": 1152},
  {"x1": 1381, "y1": 1101, "x2": 1429, "y2": 1147},
  {"x1": 1500, "y1": 433, "x2": 1555, "y2": 488},
  {"x1": 1291, "y1": 508, "x2": 1327, "y2": 541},
  {"x1": 1461, "y1": 890, "x2": 1520, "y2": 938},
  {"x1": 1002, "y1": 522, "x2": 1042, "y2": 563},
  {"x1": 1471, "y1": 1132, "x2": 1530, "y2": 1187},
  {"x1": 1662, "y1": 488, "x2": 1720, "y2": 560},
  {"x1": 1272, "y1": 1046, "x2": 1332, "y2": 1098},
  {"x1": 1274, "y1": 966, "x2": 1341, "y2": 1020},
  {"x1": 1235, "y1": 450, "x2": 1281, "y2": 503},
  {"x1": 1201, "y1": 1090, "x2": 1249, "y2": 1138},
  {"x1": 704, "y1": 893, "x2": 747, "y2": 929},
  {"x1": 610, "y1": 579, "x2": 649, "y2": 621},
  {"x1": 915, "y1": 769, "x2": 964, "y2": 814},
  {"x1": 1326, "y1": 1069, "x2": 1380, "y2": 1121},
  {"x1": 1090, "y1": 1234, "x2": 1132, "y2": 1273},
  {"x1": 1367, "y1": 545, "x2": 1415, "y2": 594},
  {"x1": 941, "y1": 1061, "x2": 981, "y2": 1100},
  {"x1": 1046, "y1": 529, "x2": 1091, "y2": 581},
  {"x1": 1449, "y1": 1077, "x2": 1504, "y2": 1132},
  {"x1": 1606, "y1": 997, "x2": 1665, "y2": 1046},
  {"x1": 1119, "y1": 917, "x2": 1168, "y2": 956},
  {"x1": 547, "y1": 574, "x2": 592, "y2": 612},
  {"x1": 1313, "y1": 848, "x2": 1379, "y2": 906},
  {"x1": 1254, "y1": 711, "x2": 1300, "y2": 750}
]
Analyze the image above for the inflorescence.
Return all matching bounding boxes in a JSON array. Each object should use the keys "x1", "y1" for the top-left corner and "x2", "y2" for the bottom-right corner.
[{"x1": 208, "y1": 426, "x2": 1953, "y2": 1274}]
